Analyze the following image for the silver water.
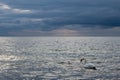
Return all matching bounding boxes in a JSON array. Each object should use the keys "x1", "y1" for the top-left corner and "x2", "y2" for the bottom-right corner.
[{"x1": 0, "y1": 37, "x2": 120, "y2": 80}]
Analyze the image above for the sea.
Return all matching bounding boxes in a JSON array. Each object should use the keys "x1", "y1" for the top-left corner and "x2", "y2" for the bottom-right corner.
[{"x1": 0, "y1": 37, "x2": 120, "y2": 80}]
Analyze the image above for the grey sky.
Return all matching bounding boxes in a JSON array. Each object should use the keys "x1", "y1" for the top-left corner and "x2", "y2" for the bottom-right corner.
[{"x1": 0, "y1": 0, "x2": 120, "y2": 36}]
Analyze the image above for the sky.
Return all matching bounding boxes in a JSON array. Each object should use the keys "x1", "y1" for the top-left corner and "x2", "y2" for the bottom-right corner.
[{"x1": 0, "y1": 0, "x2": 120, "y2": 36}]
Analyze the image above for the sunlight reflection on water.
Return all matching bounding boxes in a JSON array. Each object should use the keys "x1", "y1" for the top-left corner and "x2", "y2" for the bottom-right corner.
[{"x1": 0, "y1": 37, "x2": 120, "y2": 80}]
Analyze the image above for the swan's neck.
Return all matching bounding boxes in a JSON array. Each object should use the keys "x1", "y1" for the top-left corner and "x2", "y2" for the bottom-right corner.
[{"x1": 80, "y1": 58, "x2": 87, "y2": 64}]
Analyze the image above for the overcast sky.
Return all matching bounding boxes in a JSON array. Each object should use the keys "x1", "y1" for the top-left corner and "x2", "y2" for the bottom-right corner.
[{"x1": 0, "y1": 0, "x2": 120, "y2": 36}]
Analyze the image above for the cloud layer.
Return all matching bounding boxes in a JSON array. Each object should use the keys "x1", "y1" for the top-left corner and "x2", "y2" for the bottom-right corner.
[{"x1": 0, "y1": 0, "x2": 120, "y2": 36}]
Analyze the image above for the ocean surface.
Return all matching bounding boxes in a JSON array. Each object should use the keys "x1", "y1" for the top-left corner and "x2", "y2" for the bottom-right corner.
[{"x1": 0, "y1": 37, "x2": 120, "y2": 80}]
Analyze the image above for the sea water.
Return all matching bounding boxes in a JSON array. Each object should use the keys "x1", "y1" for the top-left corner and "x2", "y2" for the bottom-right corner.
[{"x1": 0, "y1": 37, "x2": 120, "y2": 80}]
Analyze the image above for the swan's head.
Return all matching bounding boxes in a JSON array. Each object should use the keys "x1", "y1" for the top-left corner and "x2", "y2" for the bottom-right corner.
[{"x1": 80, "y1": 58, "x2": 87, "y2": 64}]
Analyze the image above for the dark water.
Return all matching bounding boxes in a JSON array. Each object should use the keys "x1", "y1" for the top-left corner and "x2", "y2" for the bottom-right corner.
[{"x1": 0, "y1": 37, "x2": 120, "y2": 80}]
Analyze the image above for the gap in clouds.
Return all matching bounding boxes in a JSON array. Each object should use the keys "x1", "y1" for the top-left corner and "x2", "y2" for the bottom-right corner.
[{"x1": 0, "y1": 2, "x2": 32, "y2": 14}]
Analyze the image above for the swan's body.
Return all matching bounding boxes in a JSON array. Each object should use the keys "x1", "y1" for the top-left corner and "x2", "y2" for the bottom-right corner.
[
  {"x1": 83, "y1": 63, "x2": 96, "y2": 70},
  {"x1": 80, "y1": 58, "x2": 96, "y2": 70}
]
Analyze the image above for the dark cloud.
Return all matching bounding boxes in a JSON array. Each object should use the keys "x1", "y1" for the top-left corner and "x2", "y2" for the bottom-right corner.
[{"x1": 0, "y1": 0, "x2": 120, "y2": 36}]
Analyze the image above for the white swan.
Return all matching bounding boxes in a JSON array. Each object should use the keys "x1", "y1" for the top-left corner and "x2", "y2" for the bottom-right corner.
[{"x1": 80, "y1": 58, "x2": 97, "y2": 70}]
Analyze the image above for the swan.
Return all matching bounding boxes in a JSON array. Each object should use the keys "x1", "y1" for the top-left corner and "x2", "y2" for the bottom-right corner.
[{"x1": 80, "y1": 58, "x2": 97, "y2": 70}]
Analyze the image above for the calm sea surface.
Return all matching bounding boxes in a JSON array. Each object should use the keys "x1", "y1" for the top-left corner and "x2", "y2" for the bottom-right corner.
[{"x1": 0, "y1": 37, "x2": 120, "y2": 80}]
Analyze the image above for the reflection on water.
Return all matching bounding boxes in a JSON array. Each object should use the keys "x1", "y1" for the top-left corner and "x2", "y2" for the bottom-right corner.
[{"x1": 0, "y1": 37, "x2": 120, "y2": 80}]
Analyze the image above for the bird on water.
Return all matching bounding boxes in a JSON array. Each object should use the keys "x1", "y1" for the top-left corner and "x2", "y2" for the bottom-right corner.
[{"x1": 80, "y1": 58, "x2": 97, "y2": 70}]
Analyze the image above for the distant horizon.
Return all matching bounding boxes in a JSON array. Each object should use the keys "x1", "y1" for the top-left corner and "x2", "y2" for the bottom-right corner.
[{"x1": 0, "y1": 35, "x2": 120, "y2": 37}]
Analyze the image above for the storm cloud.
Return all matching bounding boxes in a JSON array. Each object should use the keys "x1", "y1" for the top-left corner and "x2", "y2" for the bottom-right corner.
[{"x1": 0, "y1": 0, "x2": 120, "y2": 36}]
